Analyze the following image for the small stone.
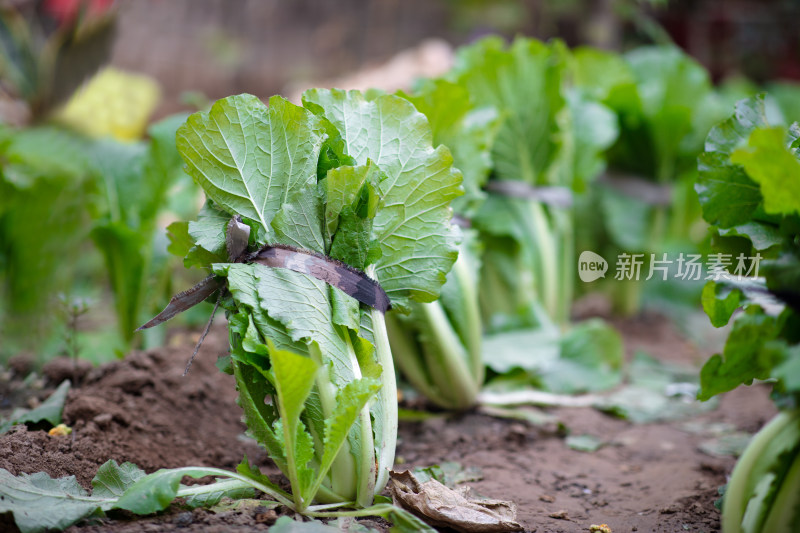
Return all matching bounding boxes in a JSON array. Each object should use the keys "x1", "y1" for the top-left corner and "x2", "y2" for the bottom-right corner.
[
  {"x1": 539, "y1": 494, "x2": 555, "y2": 503},
  {"x1": 93, "y1": 413, "x2": 113, "y2": 428},
  {"x1": 173, "y1": 511, "x2": 193, "y2": 527},
  {"x1": 549, "y1": 510, "x2": 570, "y2": 520},
  {"x1": 253, "y1": 508, "x2": 277, "y2": 524}
]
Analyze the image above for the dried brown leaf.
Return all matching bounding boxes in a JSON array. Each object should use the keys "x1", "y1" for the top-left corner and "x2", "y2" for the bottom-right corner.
[{"x1": 389, "y1": 470, "x2": 522, "y2": 533}]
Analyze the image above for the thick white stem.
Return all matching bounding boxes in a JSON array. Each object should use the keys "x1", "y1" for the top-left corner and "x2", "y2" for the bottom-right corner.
[{"x1": 366, "y1": 266, "x2": 397, "y2": 495}]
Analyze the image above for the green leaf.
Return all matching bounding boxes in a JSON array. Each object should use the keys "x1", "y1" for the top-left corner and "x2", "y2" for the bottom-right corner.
[
  {"x1": 322, "y1": 162, "x2": 382, "y2": 241},
  {"x1": 449, "y1": 36, "x2": 567, "y2": 186},
  {"x1": 0, "y1": 127, "x2": 93, "y2": 189},
  {"x1": 235, "y1": 458, "x2": 292, "y2": 501},
  {"x1": 177, "y1": 94, "x2": 326, "y2": 233},
  {"x1": 187, "y1": 201, "x2": 231, "y2": 264},
  {"x1": 718, "y1": 222, "x2": 784, "y2": 251},
  {"x1": 0, "y1": 380, "x2": 70, "y2": 433},
  {"x1": 730, "y1": 126, "x2": 800, "y2": 216},
  {"x1": 302, "y1": 89, "x2": 462, "y2": 308},
  {"x1": 411, "y1": 462, "x2": 482, "y2": 488},
  {"x1": 269, "y1": 516, "x2": 344, "y2": 532},
  {"x1": 566, "y1": 91, "x2": 619, "y2": 189},
  {"x1": 572, "y1": 47, "x2": 637, "y2": 104},
  {"x1": 702, "y1": 281, "x2": 742, "y2": 328},
  {"x1": 365, "y1": 503, "x2": 437, "y2": 533},
  {"x1": 317, "y1": 377, "x2": 382, "y2": 490},
  {"x1": 221, "y1": 264, "x2": 357, "y2": 382},
  {"x1": 482, "y1": 326, "x2": 562, "y2": 376},
  {"x1": 400, "y1": 79, "x2": 502, "y2": 215},
  {"x1": 271, "y1": 185, "x2": 326, "y2": 254},
  {"x1": 0, "y1": 459, "x2": 146, "y2": 533},
  {"x1": 599, "y1": 185, "x2": 652, "y2": 251},
  {"x1": 625, "y1": 45, "x2": 713, "y2": 168},
  {"x1": 698, "y1": 308, "x2": 785, "y2": 400},
  {"x1": 696, "y1": 96, "x2": 770, "y2": 228},
  {"x1": 547, "y1": 320, "x2": 623, "y2": 394},
  {"x1": 90, "y1": 222, "x2": 146, "y2": 345},
  {"x1": 268, "y1": 344, "x2": 319, "y2": 504},
  {"x1": 91, "y1": 460, "x2": 147, "y2": 499},
  {"x1": 772, "y1": 345, "x2": 800, "y2": 395},
  {"x1": 166, "y1": 221, "x2": 193, "y2": 258},
  {"x1": 139, "y1": 113, "x2": 191, "y2": 226},
  {"x1": 115, "y1": 466, "x2": 230, "y2": 515},
  {"x1": 183, "y1": 482, "x2": 256, "y2": 509}
]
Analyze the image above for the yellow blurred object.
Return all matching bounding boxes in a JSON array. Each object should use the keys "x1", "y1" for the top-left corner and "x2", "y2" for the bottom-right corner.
[
  {"x1": 589, "y1": 525, "x2": 612, "y2": 533},
  {"x1": 48, "y1": 423, "x2": 73, "y2": 437},
  {"x1": 54, "y1": 67, "x2": 160, "y2": 141}
]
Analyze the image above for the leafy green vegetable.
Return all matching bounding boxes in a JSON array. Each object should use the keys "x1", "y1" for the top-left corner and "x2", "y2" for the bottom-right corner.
[
  {"x1": 0, "y1": 380, "x2": 71, "y2": 434},
  {"x1": 171, "y1": 90, "x2": 461, "y2": 512},
  {"x1": 720, "y1": 410, "x2": 800, "y2": 533},
  {"x1": 0, "y1": 126, "x2": 95, "y2": 355},
  {"x1": 578, "y1": 45, "x2": 728, "y2": 315},
  {"x1": 89, "y1": 113, "x2": 193, "y2": 352},
  {"x1": 696, "y1": 94, "x2": 800, "y2": 533},
  {"x1": 381, "y1": 78, "x2": 498, "y2": 410},
  {"x1": 695, "y1": 95, "x2": 800, "y2": 402},
  {"x1": 448, "y1": 37, "x2": 617, "y2": 329}
]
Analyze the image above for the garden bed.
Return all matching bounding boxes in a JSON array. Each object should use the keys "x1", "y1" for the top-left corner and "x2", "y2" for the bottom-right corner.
[{"x1": 0, "y1": 314, "x2": 775, "y2": 533}]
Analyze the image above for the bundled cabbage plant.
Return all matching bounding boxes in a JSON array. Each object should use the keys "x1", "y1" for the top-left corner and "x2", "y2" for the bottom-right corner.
[
  {"x1": 380, "y1": 37, "x2": 627, "y2": 407},
  {"x1": 447, "y1": 36, "x2": 618, "y2": 331},
  {"x1": 382, "y1": 79, "x2": 501, "y2": 410},
  {"x1": 695, "y1": 95, "x2": 800, "y2": 533},
  {"x1": 159, "y1": 91, "x2": 462, "y2": 511}
]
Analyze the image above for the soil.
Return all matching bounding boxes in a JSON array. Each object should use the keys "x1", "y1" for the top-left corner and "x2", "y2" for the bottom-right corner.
[{"x1": 0, "y1": 315, "x2": 777, "y2": 533}]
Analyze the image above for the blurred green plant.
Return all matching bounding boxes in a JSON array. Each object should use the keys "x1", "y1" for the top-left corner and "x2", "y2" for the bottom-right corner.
[
  {"x1": 0, "y1": 112, "x2": 197, "y2": 362},
  {"x1": 87, "y1": 113, "x2": 193, "y2": 353},
  {"x1": 388, "y1": 79, "x2": 500, "y2": 410},
  {"x1": 572, "y1": 45, "x2": 737, "y2": 315},
  {"x1": 0, "y1": 124, "x2": 96, "y2": 356},
  {"x1": 387, "y1": 37, "x2": 625, "y2": 410},
  {"x1": 449, "y1": 36, "x2": 618, "y2": 331}
]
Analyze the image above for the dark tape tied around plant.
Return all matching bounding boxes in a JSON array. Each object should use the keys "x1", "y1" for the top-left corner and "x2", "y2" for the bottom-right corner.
[
  {"x1": 139, "y1": 235, "x2": 390, "y2": 331},
  {"x1": 485, "y1": 180, "x2": 574, "y2": 208},
  {"x1": 247, "y1": 244, "x2": 391, "y2": 313},
  {"x1": 597, "y1": 173, "x2": 673, "y2": 206}
]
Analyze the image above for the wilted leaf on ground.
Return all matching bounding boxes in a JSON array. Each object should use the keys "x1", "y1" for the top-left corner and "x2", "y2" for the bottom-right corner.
[
  {"x1": 0, "y1": 469, "x2": 107, "y2": 533},
  {"x1": 698, "y1": 432, "x2": 753, "y2": 457},
  {"x1": 269, "y1": 516, "x2": 366, "y2": 532},
  {"x1": 389, "y1": 470, "x2": 522, "y2": 533},
  {"x1": 207, "y1": 497, "x2": 275, "y2": 514},
  {"x1": 477, "y1": 405, "x2": 560, "y2": 430},
  {"x1": 565, "y1": 434, "x2": 605, "y2": 453}
]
